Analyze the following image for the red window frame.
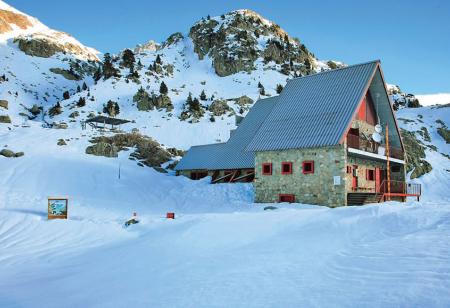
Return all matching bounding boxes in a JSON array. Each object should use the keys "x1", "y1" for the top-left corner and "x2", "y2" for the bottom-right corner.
[
  {"x1": 366, "y1": 169, "x2": 375, "y2": 181},
  {"x1": 281, "y1": 162, "x2": 293, "y2": 174},
  {"x1": 302, "y1": 161, "x2": 314, "y2": 174},
  {"x1": 262, "y1": 163, "x2": 272, "y2": 175},
  {"x1": 279, "y1": 194, "x2": 295, "y2": 203}
]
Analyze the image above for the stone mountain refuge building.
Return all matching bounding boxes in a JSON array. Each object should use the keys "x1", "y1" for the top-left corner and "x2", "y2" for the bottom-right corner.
[{"x1": 176, "y1": 60, "x2": 421, "y2": 207}]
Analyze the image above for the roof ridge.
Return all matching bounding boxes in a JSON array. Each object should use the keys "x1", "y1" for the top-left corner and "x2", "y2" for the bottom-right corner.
[{"x1": 288, "y1": 59, "x2": 380, "y2": 83}]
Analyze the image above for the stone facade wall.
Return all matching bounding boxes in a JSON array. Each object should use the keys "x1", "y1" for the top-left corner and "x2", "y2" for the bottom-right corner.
[
  {"x1": 254, "y1": 145, "x2": 347, "y2": 207},
  {"x1": 351, "y1": 119, "x2": 376, "y2": 138}
]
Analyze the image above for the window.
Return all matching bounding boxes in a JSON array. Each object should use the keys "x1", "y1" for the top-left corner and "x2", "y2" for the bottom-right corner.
[
  {"x1": 279, "y1": 194, "x2": 295, "y2": 203},
  {"x1": 346, "y1": 166, "x2": 352, "y2": 174},
  {"x1": 302, "y1": 161, "x2": 314, "y2": 174},
  {"x1": 281, "y1": 162, "x2": 293, "y2": 174},
  {"x1": 262, "y1": 163, "x2": 272, "y2": 175},
  {"x1": 366, "y1": 169, "x2": 375, "y2": 181}
]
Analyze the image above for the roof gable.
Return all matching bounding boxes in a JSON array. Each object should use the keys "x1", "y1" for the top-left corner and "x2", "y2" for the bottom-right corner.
[{"x1": 246, "y1": 61, "x2": 379, "y2": 151}]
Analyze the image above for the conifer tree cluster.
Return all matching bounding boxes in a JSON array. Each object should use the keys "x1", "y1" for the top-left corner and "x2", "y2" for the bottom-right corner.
[
  {"x1": 102, "y1": 53, "x2": 120, "y2": 80},
  {"x1": 103, "y1": 100, "x2": 120, "y2": 117}
]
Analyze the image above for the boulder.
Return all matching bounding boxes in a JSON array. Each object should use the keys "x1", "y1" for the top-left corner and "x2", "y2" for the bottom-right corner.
[
  {"x1": 57, "y1": 139, "x2": 67, "y2": 146},
  {"x1": 14, "y1": 152, "x2": 24, "y2": 157},
  {"x1": 85, "y1": 142, "x2": 118, "y2": 158},
  {"x1": 153, "y1": 94, "x2": 173, "y2": 111},
  {"x1": 0, "y1": 115, "x2": 11, "y2": 123},
  {"x1": 29, "y1": 104, "x2": 42, "y2": 116},
  {"x1": 69, "y1": 111, "x2": 79, "y2": 118},
  {"x1": 235, "y1": 95, "x2": 254, "y2": 106},
  {"x1": 0, "y1": 100, "x2": 8, "y2": 110},
  {"x1": 49, "y1": 68, "x2": 81, "y2": 81},
  {"x1": 53, "y1": 122, "x2": 68, "y2": 129},
  {"x1": 209, "y1": 100, "x2": 231, "y2": 116},
  {"x1": 0, "y1": 149, "x2": 15, "y2": 157}
]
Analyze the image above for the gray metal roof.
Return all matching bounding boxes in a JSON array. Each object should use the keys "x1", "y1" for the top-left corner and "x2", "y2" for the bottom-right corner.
[
  {"x1": 175, "y1": 96, "x2": 278, "y2": 171},
  {"x1": 246, "y1": 61, "x2": 379, "y2": 151}
]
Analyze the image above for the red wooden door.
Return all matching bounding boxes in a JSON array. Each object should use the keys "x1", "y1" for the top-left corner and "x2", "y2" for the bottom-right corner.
[
  {"x1": 352, "y1": 165, "x2": 358, "y2": 191},
  {"x1": 375, "y1": 167, "x2": 381, "y2": 193}
]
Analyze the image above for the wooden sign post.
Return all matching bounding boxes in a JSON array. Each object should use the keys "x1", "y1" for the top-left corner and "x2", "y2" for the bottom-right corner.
[{"x1": 48, "y1": 197, "x2": 68, "y2": 219}]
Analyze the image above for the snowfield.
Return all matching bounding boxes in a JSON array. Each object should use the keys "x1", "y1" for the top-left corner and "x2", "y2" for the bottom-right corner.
[{"x1": 0, "y1": 105, "x2": 449, "y2": 307}]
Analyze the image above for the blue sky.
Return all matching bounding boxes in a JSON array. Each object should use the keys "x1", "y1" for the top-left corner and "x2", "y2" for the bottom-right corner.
[{"x1": 8, "y1": 0, "x2": 450, "y2": 94}]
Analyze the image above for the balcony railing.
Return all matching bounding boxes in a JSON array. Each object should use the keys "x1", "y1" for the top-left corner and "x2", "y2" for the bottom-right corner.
[
  {"x1": 347, "y1": 134, "x2": 404, "y2": 160},
  {"x1": 380, "y1": 180, "x2": 421, "y2": 196}
]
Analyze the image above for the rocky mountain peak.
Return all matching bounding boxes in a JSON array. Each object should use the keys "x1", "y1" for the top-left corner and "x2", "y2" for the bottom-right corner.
[
  {"x1": 0, "y1": 0, "x2": 99, "y2": 61},
  {"x1": 134, "y1": 40, "x2": 160, "y2": 53},
  {"x1": 188, "y1": 9, "x2": 315, "y2": 77}
]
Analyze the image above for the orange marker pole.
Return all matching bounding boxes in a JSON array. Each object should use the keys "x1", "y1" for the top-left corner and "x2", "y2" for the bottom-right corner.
[{"x1": 386, "y1": 124, "x2": 390, "y2": 201}]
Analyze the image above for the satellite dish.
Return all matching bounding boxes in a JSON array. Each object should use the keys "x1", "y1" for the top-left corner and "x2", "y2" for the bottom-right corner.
[
  {"x1": 372, "y1": 132, "x2": 382, "y2": 143},
  {"x1": 375, "y1": 124, "x2": 382, "y2": 133}
]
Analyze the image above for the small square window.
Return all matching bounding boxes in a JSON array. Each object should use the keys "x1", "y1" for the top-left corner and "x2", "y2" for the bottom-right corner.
[
  {"x1": 279, "y1": 194, "x2": 295, "y2": 203},
  {"x1": 262, "y1": 163, "x2": 272, "y2": 175},
  {"x1": 281, "y1": 162, "x2": 293, "y2": 174},
  {"x1": 302, "y1": 161, "x2": 314, "y2": 174},
  {"x1": 366, "y1": 169, "x2": 375, "y2": 181}
]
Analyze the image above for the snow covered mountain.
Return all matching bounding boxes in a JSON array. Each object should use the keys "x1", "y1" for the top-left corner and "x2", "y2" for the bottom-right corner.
[
  {"x1": 0, "y1": 0, "x2": 99, "y2": 128},
  {"x1": 0, "y1": 3, "x2": 449, "y2": 306},
  {"x1": 0, "y1": 1, "x2": 448, "y2": 177}
]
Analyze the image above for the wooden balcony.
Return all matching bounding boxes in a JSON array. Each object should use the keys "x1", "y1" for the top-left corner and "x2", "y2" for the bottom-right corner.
[{"x1": 347, "y1": 134, "x2": 404, "y2": 160}]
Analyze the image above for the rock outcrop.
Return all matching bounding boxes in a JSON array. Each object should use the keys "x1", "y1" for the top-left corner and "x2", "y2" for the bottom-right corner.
[
  {"x1": 209, "y1": 99, "x2": 231, "y2": 116},
  {"x1": 0, "y1": 115, "x2": 11, "y2": 123},
  {"x1": 189, "y1": 10, "x2": 315, "y2": 77},
  {"x1": 401, "y1": 129, "x2": 432, "y2": 179},
  {"x1": 0, "y1": 100, "x2": 8, "y2": 109},
  {"x1": 86, "y1": 133, "x2": 175, "y2": 167}
]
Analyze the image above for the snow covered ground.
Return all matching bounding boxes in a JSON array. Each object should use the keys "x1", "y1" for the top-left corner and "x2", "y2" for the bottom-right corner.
[
  {"x1": 0, "y1": 105, "x2": 450, "y2": 307},
  {"x1": 416, "y1": 93, "x2": 450, "y2": 107}
]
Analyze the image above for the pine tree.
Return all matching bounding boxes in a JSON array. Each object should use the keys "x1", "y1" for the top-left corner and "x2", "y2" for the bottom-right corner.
[
  {"x1": 186, "y1": 92, "x2": 193, "y2": 105},
  {"x1": 137, "y1": 59, "x2": 143, "y2": 70},
  {"x1": 159, "y1": 81, "x2": 168, "y2": 95},
  {"x1": 77, "y1": 85, "x2": 81, "y2": 93},
  {"x1": 63, "y1": 91, "x2": 70, "y2": 100},
  {"x1": 199, "y1": 90, "x2": 207, "y2": 101},
  {"x1": 76, "y1": 97, "x2": 86, "y2": 107},
  {"x1": 104, "y1": 100, "x2": 120, "y2": 117},
  {"x1": 155, "y1": 54, "x2": 162, "y2": 65},
  {"x1": 190, "y1": 97, "x2": 201, "y2": 112},
  {"x1": 82, "y1": 82, "x2": 88, "y2": 91},
  {"x1": 122, "y1": 49, "x2": 135, "y2": 68},
  {"x1": 259, "y1": 85, "x2": 265, "y2": 96},
  {"x1": 276, "y1": 84, "x2": 284, "y2": 94},
  {"x1": 93, "y1": 67, "x2": 102, "y2": 82},
  {"x1": 258, "y1": 81, "x2": 263, "y2": 89},
  {"x1": 102, "y1": 53, "x2": 120, "y2": 80}
]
